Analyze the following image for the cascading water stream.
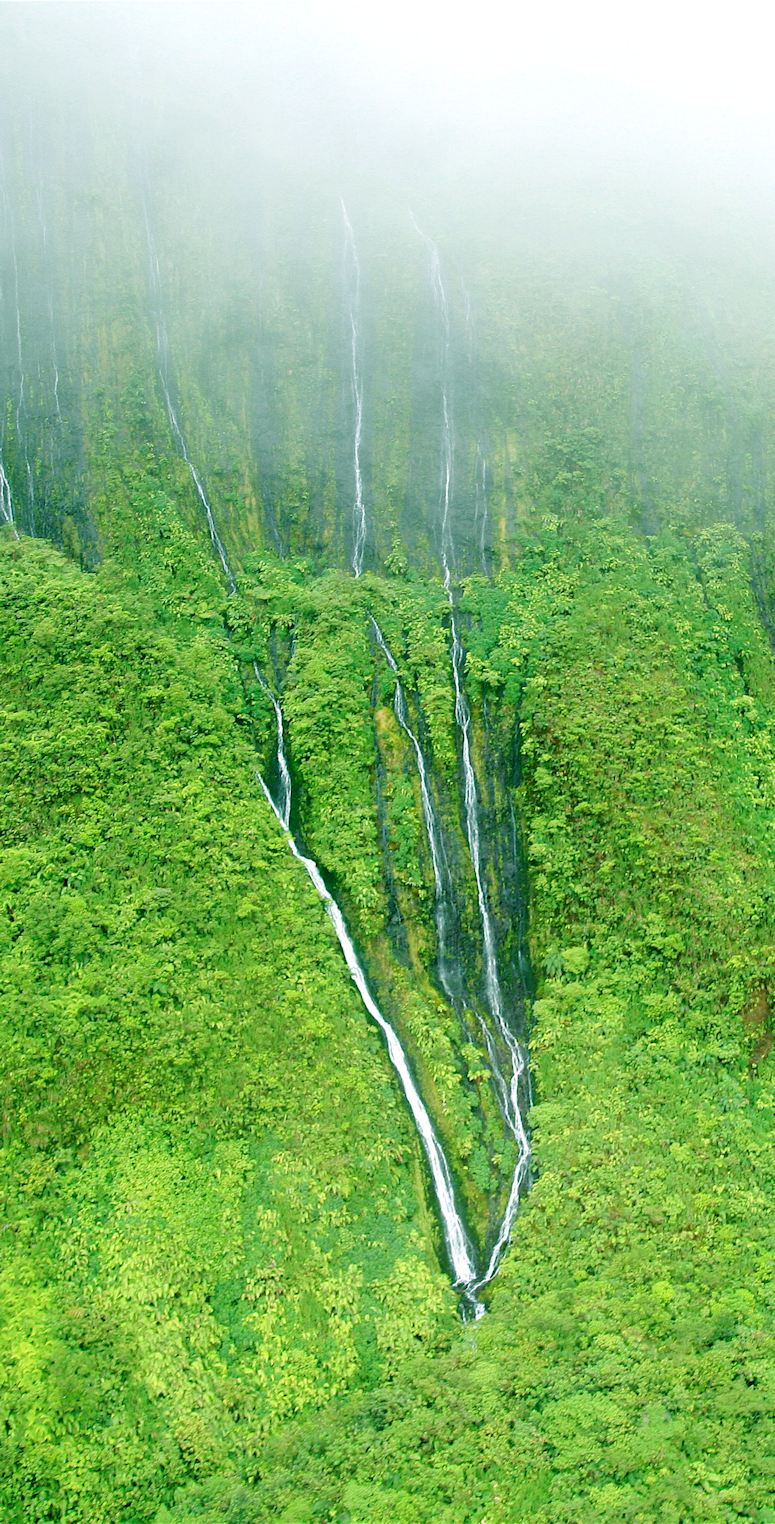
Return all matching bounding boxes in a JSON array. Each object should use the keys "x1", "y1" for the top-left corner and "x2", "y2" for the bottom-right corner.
[
  {"x1": 255, "y1": 672, "x2": 480, "y2": 1311},
  {"x1": 370, "y1": 617, "x2": 463, "y2": 1009},
  {"x1": 36, "y1": 184, "x2": 62, "y2": 425},
  {"x1": 142, "y1": 204, "x2": 481, "y2": 1311},
  {"x1": 0, "y1": 461, "x2": 17, "y2": 537},
  {"x1": 142, "y1": 196, "x2": 234, "y2": 591},
  {"x1": 416, "y1": 218, "x2": 532, "y2": 1290},
  {"x1": 372, "y1": 603, "x2": 529, "y2": 1291},
  {"x1": 11, "y1": 256, "x2": 29, "y2": 518},
  {"x1": 0, "y1": 169, "x2": 18, "y2": 538},
  {"x1": 341, "y1": 201, "x2": 366, "y2": 577},
  {"x1": 449, "y1": 597, "x2": 531, "y2": 1285},
  {"x1": 372, "y1": 621, "x2": 511, "y2": 1129}
]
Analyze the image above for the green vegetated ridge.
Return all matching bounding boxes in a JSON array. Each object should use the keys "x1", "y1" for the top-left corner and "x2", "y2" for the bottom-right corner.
[{"x1": 2, "y1": 16, "x2": 775, "y2": 1522}]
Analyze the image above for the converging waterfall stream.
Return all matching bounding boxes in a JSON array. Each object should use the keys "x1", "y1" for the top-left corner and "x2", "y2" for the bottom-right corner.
[
  {"x1": 415, "y1": 217, "x2": 532, "y2": 1290},
  {"x1": 332, "y1": 205, "x2": 532, "y2": 1295},
  {"x1": 255, "y1": 672, "x2": 481, "y2": 1313},
  {"x1": 373, "y1": 605, "x2": 530, "y2": 1291},
  {"x1": 371, "y1": 617, "x2": 463, "y2": 1009},
  {"x1": 0, "y1": 461, "x2": 16, "y2": 536},
  {"x1": 142, "y1": 201, "x2": 484, "y2": 1313}
]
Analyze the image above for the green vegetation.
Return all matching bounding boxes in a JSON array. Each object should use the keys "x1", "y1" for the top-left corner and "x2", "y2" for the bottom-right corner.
[
  {"x1": 2, "y1": 12, "x2": 775, "y2": 1520},
  {"x1": 0, "y1": 542, "x2": 457, "y2": 1520},
  {"x1": 3, "y1": 513, "x2": 774, "y2": 1521},
  {"x1": 184, "y1": 515, "x2": 775, "y2": 1523}
]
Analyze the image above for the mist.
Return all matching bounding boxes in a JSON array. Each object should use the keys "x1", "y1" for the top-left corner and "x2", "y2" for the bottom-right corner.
[
  {"x1": 6, "y1": 2, "x2": 775, "y2": 211},
  {"x1": 4, "y1": 6, "x2": 775, "y2": 1518},
  {"x1": 3, "y1": 0, "x2": 775, "y2": 576}
]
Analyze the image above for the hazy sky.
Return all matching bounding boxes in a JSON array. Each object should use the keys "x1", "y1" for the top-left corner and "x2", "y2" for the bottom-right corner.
[
  {"x1": 277, "y1": 0, "x2": 775, "y2": 120},
  {"x1": 6, "y1": 1, "x2": 775, "y2": 123},
  {"x1": 5, "y1": 0, "x2": 775, "y2": 211}
]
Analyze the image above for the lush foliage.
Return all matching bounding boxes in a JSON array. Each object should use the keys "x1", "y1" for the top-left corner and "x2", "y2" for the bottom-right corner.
[
  {"x1": 2, "y1": 16, "x2": 775, "y2": 1519},
  {"x1": 0, "y1": 543, "x2": 458, "y2": 1520}
]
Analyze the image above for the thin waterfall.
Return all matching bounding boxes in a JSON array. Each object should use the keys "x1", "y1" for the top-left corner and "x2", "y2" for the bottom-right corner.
[
  {"x1": 373, "y1": 606, "x2": 530, "y2": 1290},
  {"x1": 142, "y1": 195, "x2": 234, "y2": 591},
  {"x1": 256, "y1": 684, "x2": 480, "y2": 1310},
  {"x1": 372, "y1": 619, "x2": 509, "y2": 1114},
  {"x1": 449, "y1": 596, "x2": 531, "y2": 1286},
  {"x1": 10, "y1": 216, "x2": 33, "y2": 524},
  {"x1": 0, "y1": 462, "x2": 17, "y2": 537},
  {"x1": 371, "y1": 617, "x2": 462, "y2": 1008},
  {"x1": 341, "y1": 201, "x2": 366, "y2": 576},
  {"x1": 1, "y1": 166, "x2": 34, "y2": 532},
  {"x1": 415, "y1": 216, "x2": 531, "y2": 1290},
  {"x1": 0, "y1": 167, "x2": 18, "y2": 538},
  {"x1": 36, "y1": 184, "x2": 62, "y2": 424},
  {"x1": 142, "y1": 203, "x2": 481, "y2": 1311},
  {"x1": 253, "y1": 665, "x2": 292, "y2": 826}
]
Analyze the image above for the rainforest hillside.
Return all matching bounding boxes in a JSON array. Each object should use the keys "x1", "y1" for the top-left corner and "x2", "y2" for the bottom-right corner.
[{"x1": 1, "y1": 7, "x2": 774, "y2": 1522}]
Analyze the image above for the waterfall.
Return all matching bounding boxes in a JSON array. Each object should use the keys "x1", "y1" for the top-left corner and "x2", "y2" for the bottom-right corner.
[
  {"x1": 142, "y1": 195, "x2": 234, "y2": 592},
  {"x1": 255, "y1": 663, "x2": 481, "y2": 1303},
  {"x1": 142, "y1": 202, "x2": 482, "y2": 1310},
  {"x1": 371, "y1": 617, "x2": 462, "y2": 1008},
  {"x1": 252, "y1": 665, "x2": 292, "y2": 828},
  {"x1": 415, "y1": 216, "x2": 531, "y2": 1290},
  {"x1": 1, "y1": 166, "x2": 34, "y2": 532},
  {"x1": 10, "y1": 222, "x2": 32, "y2": 522},
  {"x1": 341, "y1": 202, "x2": 366, "y2": 576},
  {"x1": 36, "y1": 184, "x2": 62, "y2": 424},
  {"x1": 256, "y1": 685, "x2": 480, "y2": 1310},
  {"x1": 373, "y1": 603, "x2": 530, "y2": 1291},
  {"x1": 450, "y1": 599, "x2": 531, "y2": 1285},
  {"x1": 0, "y1": 169, "x2": 18, "y2": 538},
  {"x1": 0, "y1": 461, "x2": 17, "y2": 537}
]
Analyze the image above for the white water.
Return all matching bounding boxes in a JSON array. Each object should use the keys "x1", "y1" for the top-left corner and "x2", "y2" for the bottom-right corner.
[
  {"x1": 0, "y1": 168, "x2": 18, "y2": 538},
  {"x1": 11, "y1": 247, "x2": 34, "y2": 526},
  {"x1": 0, "y1": 461, "x2": 17, "y2": 537},
  {"x1": 341, "y1": 202, "x2": 366, "y2": 577},
  {"x1": 36, "y1": 185, "x2": 62, "y2": 424},
  {"x1": 252, "y1": 664, "x2": 292, "y2": 826},
  {"x1": 1, "y1": 169, "x2": 34, "y2": 531},
  {"x1": 417, "y1": 219, "x2": 531, "y2": 1289},
  {"x1": 142, "y1": 197, "x2": 234, "y2": 592},
  {"x1": 449, "y1": 600, "x2": 531, "y2": 1283},
  {"x1": 141, "y1": 203, "x2": 481, "y2": 1307},
  {"x1": 373, "y1": 600, "x2": 530, "y2": 1290},
  {"x1": 256, "y1": 684, "x2": 480, "y2": 1306},
  {"x1": 371, "y1": 617, "x2": 462, "y2": 1007}
]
